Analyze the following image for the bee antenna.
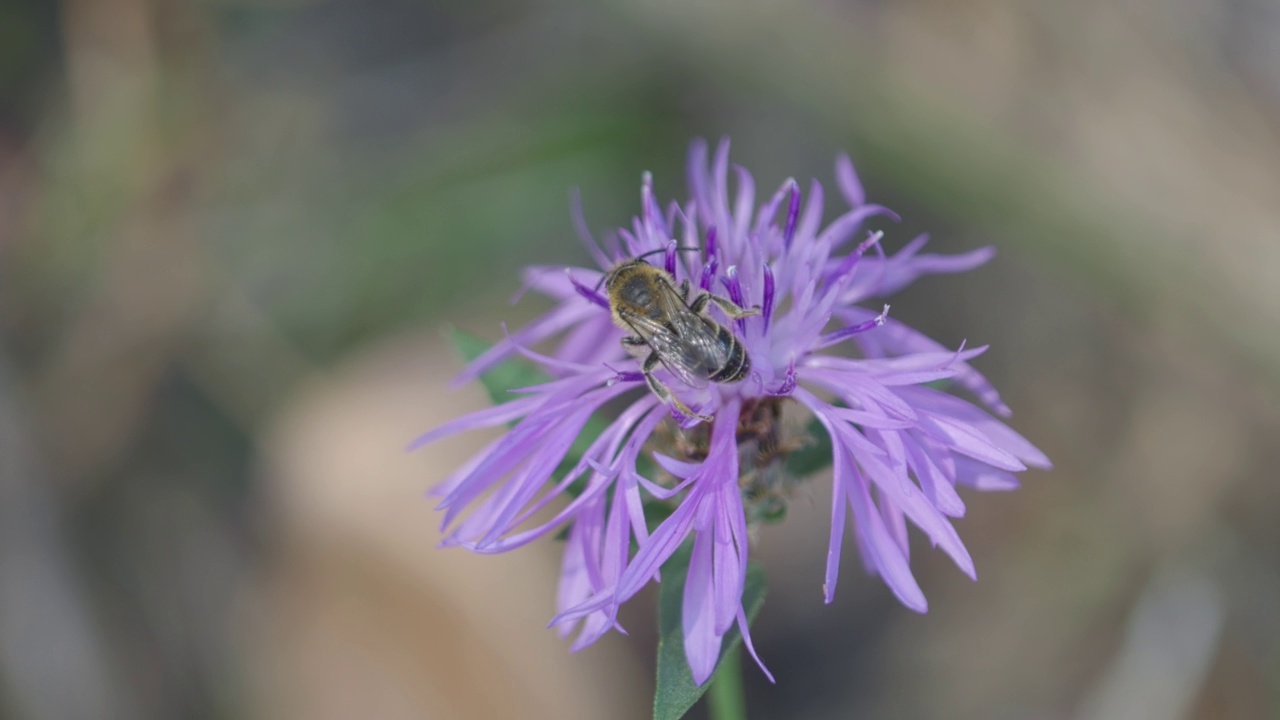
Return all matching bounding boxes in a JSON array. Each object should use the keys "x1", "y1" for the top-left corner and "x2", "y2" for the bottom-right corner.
[
  {"x1": 593, "y1": 245, "x2": 702, "y2": 293},
  {"x1": 633, "y1": 246, "x2": 700, "y2": 262}
]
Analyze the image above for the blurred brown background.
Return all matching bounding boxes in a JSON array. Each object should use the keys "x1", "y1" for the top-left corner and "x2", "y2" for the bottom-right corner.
[{"x1": 2, "y1": 1, "x2": 1279, "y2": 718}]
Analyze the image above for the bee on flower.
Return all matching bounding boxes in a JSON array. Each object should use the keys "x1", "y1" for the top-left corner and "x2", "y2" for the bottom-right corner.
[{"x1": 412, "y1": 138, "x2": 1050, "y2": 686}]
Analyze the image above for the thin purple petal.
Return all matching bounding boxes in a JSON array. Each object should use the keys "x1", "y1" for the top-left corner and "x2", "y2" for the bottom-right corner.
[
  {"x1": 783, "y1": 180, "x2": 801, "y2": 247},
  {"x1": 835, "y1": 152, "x2": 866, "y2": 207},
  {"x1": 683, "y1": 520, "x2": 720, "y2": 686}
]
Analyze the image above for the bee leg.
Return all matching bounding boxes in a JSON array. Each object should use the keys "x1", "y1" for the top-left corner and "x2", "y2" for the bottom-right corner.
[
  {"x1": 690, "y1": 291, "x2": 761, "y2": 319},
  {"x1": 678, "y1": 279, "x2": 691, "y2": 302},
  {"x1": 621, "y1": 335, "x2": 648, "y2": 360},
  {"x1": 642, "y1": 351, "x2": 713, "y2": 422}
]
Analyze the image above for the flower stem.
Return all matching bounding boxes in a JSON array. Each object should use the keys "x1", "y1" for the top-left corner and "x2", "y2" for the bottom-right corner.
[{"x1": 706, "y1": 646, "x2": 747, "y2": 720}]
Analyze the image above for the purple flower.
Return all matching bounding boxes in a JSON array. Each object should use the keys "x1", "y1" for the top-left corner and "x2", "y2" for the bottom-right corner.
[{"x1": 413, "y1": 138, "x2": 1051, "y2": 685}]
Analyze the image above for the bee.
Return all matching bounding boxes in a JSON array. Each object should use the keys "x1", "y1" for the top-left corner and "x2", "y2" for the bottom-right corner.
[{"x1": 601, "y1": 249, "x2": 759, "y2": 422}]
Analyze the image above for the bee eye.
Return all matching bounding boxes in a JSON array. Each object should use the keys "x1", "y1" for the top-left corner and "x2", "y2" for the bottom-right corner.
[{"x1": 621, "y1": 284, "x2": 651, "y2": 306}]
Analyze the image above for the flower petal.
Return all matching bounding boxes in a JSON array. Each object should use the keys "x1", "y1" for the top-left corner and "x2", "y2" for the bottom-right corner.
[
  {"x1": 737, "y1": 607, "x2": 776, "y2": 683},
  {"x1": 835, "y1": 152, "x2": 866, "y2": 207},
  {"x1": 455, "y1": 301, "x2": 597, "y2": 385},
  {"x1": 845, "y1": 447, "x2": 928, "y2": 612},
  {"x1": 899, "y1": 386, "x2": 1051, "y2": 469},
  {"x1": 683, "y1": 522, "x2": 721, "y2": 686}
]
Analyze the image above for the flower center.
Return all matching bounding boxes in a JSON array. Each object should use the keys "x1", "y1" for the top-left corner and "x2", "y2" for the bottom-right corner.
[
  {"x1": 649, "y1": 397, "x2": 814, "y2": 534},
  {"x1": 735, "y1": 398, "x2": 812, "y2": 529}
]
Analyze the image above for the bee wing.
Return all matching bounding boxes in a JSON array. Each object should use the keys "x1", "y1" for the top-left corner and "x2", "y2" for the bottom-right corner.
[
  {"x1": 654, "y1": 276, "x2": 736, "y2": 374},
  {"x1": 619, "y1": 311, "x2": 715, "y2": 389},
  {"x1": 622, "y1": 302, "x2": 737, "y2": 386}
]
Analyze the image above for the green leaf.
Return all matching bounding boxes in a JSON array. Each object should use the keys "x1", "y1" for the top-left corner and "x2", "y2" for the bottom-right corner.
[
  {"x1": 653, "y1": 544, "x2": 768, "y2": 720},
  {"x1": 784, "y1": 415, "x2": 833, "y2": 478},
  {"x1": 642, "y1": 500, "x2": 677, "y2": 534},
  {"x1": 450, "y1": 328, "x2": 549, "y2": 405}
]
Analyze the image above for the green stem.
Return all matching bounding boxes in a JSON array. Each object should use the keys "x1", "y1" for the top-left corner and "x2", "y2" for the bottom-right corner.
[{"x1": 706, "y1": 646, "x2": 747, "y2": 720}]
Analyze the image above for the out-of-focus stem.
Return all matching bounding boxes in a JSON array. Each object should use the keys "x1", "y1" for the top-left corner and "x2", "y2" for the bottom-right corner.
[{"x1": 706, "y1": 646, "x2": 747, "y2": 720}]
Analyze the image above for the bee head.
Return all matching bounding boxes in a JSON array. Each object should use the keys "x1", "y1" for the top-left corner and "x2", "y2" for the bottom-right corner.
[{"x1": 594, "y1": 246, "x2": 698, "y2": 295}]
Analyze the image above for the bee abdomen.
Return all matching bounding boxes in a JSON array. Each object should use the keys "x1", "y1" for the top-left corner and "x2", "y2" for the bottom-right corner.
[{"x1": 709, "y1": 328, "x2": 750, "y2": 384}]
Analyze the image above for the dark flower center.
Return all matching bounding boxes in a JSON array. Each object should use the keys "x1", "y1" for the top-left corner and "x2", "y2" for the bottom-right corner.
[{"x1": 649, "y1": 397, "x2": 813, "y2": 532}]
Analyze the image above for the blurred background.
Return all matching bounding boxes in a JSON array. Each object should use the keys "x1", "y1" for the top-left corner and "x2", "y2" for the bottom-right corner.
[{"x1": 2, "y1": 0, "x2": 1279, "y2": 718}]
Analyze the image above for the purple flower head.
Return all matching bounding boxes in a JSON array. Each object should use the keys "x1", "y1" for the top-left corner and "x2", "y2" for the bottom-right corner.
[{"x1": 413, "y1": 138, "x2": 1051, "y2": 686}]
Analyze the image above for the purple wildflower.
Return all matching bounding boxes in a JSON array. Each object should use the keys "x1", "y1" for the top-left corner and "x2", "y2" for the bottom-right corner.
[{"x1": 413, "y1": 138, "x2": 1051, "y2": 685}]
